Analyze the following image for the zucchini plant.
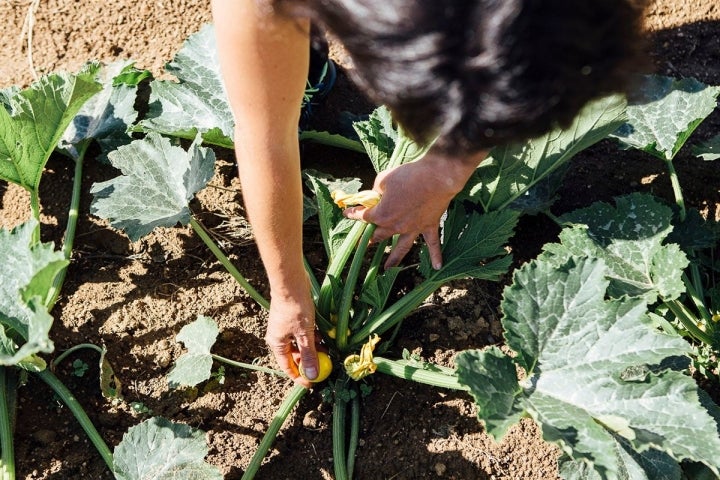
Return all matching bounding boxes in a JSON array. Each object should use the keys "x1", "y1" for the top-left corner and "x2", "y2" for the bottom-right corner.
[
  {"x1": 0, "y1": 63, "x2": 222, "y2": 480},
  {"x1": 88, "y1": 24, "x2": 720, "y2": 479}
]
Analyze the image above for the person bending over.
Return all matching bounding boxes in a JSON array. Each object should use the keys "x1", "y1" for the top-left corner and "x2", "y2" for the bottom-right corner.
[{"x1": 210, "y1": 0, "x2": 647, "y2": 386}]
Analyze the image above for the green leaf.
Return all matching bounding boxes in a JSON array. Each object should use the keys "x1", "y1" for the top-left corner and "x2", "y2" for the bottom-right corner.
[
  {"x1": 90, "y1": 132, "x2": 215, "y2": 242},
  {"x1": 352, "y1": 106, "x2": 397, "y2": 173},
  {"x1": 59, "y1": 61, "x2": 140, "y2": 161},
  {"x1": 461, "y1": 94, "x2": 627, "y2": 213},
  {"x1": 359, "y1": 267, "x2": 401, "y2": 312},
  {"x1": 0, "y1": 219, "x2": 67, "y2": 365},
  {"x1": 303, "y1": 170, "x2": 363, "y2": 259},
  {"x1": 544, "y1": 193, "x2": 688, "y2": 302},
  {"x1": 113, "y1": 417, "x2": 222, "y2": 480},
  {"x1": 559, "y1": 442, "x2": 682, "y2": 480},
  {"x1": 138, "y1": 24, "x2": 234, "y2": 148},
  {"x1": 692, "y1": 133, "x2": 720, "y2": 161},
  {"x1": 458, "y1": 256, "x2": 720, "y2": 479},
  {"x1": 167, "y1": 316, "x2": 219, "y2": 388},
  {"x1": 0, "y1": 68, "x2": 101, "y2": 190},
  {"x1": 611, "y1": 75, "x2": 720, "y2": 160},
  {"x1": 420, "y1": 205, "x2": 519, "y2": 282}
]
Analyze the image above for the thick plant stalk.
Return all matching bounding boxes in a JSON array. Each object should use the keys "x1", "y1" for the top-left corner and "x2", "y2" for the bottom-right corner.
[
  {"x1": 36, "y1": 369, "x2": 114, "y2": 472},
  {"x1": 318, "y1": 221, "x2": 367, "y2": 317},
  {"x1": 242, "y1": 384, "x2": 307, "y2": 480},
  {"x1": 346, "y1": 393, "x2": 360, "y2": 480},
  {"x1": 665, "y1": 299, "x2": 713, "y2": 346},
  {"x1": 189, "y1": 216, "x2": 270, "y2": 310},
  {"x1": 336, "y1": 225, "x2": 375, "y2": 351},
  {"x1": 374, "y1": 357, "x2": 469, "y2": 391},
  {"x1": 0, "y1": 368, "x2": 16, "y2": 480},
  {"x1": 350, "y1": 280, "x2": 441, "y2": 346},
  {"x1": 664, "y1": 158, "x2": 686, "y2": 222},
  {"x1": 46, "y1": 145, "x2": 89, "y2": 310},
  {"x1": 332, "y1": 378, "x2": 349, "y2": 480}
]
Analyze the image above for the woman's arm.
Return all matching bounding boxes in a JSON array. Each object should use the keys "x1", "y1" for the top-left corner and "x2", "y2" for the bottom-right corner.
[{"x1": 211, "y1": 0, "x2": 319, "y2": 387}]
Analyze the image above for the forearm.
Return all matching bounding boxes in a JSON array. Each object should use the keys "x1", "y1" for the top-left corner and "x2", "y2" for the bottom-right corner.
[{"x1": 212, "y1": 0, "x2": 310, "y2": 297}]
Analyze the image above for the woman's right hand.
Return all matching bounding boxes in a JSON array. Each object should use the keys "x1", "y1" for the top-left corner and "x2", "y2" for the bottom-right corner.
[{"x1": 264, "y1": 289, "x2": 319, "y2": 389}]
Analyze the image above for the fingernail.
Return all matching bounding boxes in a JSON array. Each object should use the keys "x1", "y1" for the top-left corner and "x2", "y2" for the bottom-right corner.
[
  {"x1": 433, "y1": 262, "x2": 442, "y2": 270},
  {"x1": 304, "y1": 366, "x2": 318, "y2": 380}
]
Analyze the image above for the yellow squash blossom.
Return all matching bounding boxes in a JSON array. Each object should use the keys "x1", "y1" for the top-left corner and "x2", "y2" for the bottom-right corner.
[
  {"x1": 331, "y1": 189, "x2": 381, "y2": 210},
  {"x1": 344, "y1": 334, "x2": 381, "y2": 380}
]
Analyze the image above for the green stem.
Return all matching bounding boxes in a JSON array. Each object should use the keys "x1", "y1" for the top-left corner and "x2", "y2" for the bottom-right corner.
[
  {"x1": 297, "y1": 130, "x2": 366, "y2": 153},
  {"x1": 242, "y1": 384, "x2": 307, "y2": 480},
  {"x1": 683, "y1": 273, "x2": 712, "y2": 324},
  {"x1": 665, "y1": 299, "x2": 713, "y2": 345},
  {"x1": 210, "y1": 354, "x2": 287, "y2": 377},
  {"x1": 0, "y1": 368, "x2": 16, "y2": 480},
  {"x1": 36, "y1": 369, "x2": 114, "y2": 472},
  {"x1": 373, "y1": 357, "x2": 469, "y2": 391},
  {"x1": 303, "y1": 256, "x2": 321, "y2": 302},
  {"x1": 337, "y1": 225, "x2": 375, "y2": 352},
  {"x1": 318, "y1": 222, "x2": 366, "y2": 318},
  {"x1": 29, "y1": 191, "x2": 41, "y2": 246},
  {"x1": 346, "y1": 392, "x2": 360, "y2": 480},
  {"x1": 332, "y1": 379, "x2": 349, "y2": 480},
  {"x1": 664, "y1": 158, "x2": 686, "y2": 222},
  {"x1": 51, "y1": 343, "x2": 104, "y2": 371},
  {"x1": 350, "y1": 280, "x2": 441, "y2": 346},
  {"x1": 46, "y1": 144, "x2": 90, "y2": 310},
  {"x1": 190, "y1": 216, "x2": 270, "y2": 310}
]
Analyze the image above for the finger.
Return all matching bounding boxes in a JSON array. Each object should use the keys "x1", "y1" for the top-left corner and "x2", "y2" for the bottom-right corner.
[
  {"x1": 295, "y1": 331, "x2": 319, "y2": 382},
  {"x1": 423, "y1": 228, "x2": 443, "y2": 270},
  {"x1": 384, "y1": 233, "x2": 415, "y2": 269},
  {"x1": 266, "y1": 336, "x2": 309, "y2": 386},
  {"x1": 343, "y1": 205, "x2": 370, "y2": 222}
]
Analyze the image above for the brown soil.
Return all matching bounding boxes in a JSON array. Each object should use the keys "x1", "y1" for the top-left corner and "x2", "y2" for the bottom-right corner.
[{"x1": 1, "y1": 1, "x2": 719, "y2": 479}]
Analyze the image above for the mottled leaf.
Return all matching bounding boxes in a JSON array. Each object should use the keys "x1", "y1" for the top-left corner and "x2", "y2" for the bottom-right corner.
[
  {"x1": 543, "y1": 193, "x2": 688, "y2": 302},
  {"x1": 138, "y1": 24, "x2": 234, "y2": 148},
  {"x1": 113, "y1": 417, "x2": 222, "y2": 480},
  {"x1": 167, "y1": 316, "x2": 219, "y2": 388},
  {"x1": 90, "y1": 133, "x2": 215, "y2": 241},
  {"x1": 612, "y1": 75, "x2": 720, "y2": 160},
  {"x1": 457, "y1": 256, "x2": 720, "y2": 479}
]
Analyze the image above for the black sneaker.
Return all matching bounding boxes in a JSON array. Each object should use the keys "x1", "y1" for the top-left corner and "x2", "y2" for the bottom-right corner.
[{"x1": 300, "y1": 38, "x2": 337, "y2": 130}]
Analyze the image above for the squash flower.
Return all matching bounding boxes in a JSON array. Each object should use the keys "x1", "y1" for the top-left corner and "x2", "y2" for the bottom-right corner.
[
  {"x1": 331, "y1": 189, "x2": 381, "y2": 210},
  {"x1": 344, "y1": 334, "x2": 381, "y2": 380}
]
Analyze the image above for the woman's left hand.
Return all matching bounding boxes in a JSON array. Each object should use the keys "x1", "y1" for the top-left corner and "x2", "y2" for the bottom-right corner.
[{"x1": 343, "y1": 149, "x2": 488, "y2": 270}]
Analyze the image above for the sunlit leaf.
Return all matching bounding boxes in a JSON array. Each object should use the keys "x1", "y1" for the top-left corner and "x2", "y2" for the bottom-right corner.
[
  {"x1": 113, "y1": 417, "x2": 222, "y2": 480},
  {"x1": 612, "y1": 75, "x2": 720, "y2": 160},
  {"x1": 90, "y1": 133, "x2": 215, "y2": 241},
  {"x1": 167, "y1": 316, "x2": 219, "y2": 388},
  {"x1": 457, "y1": 256, "x2": 720, "y2": 479}
]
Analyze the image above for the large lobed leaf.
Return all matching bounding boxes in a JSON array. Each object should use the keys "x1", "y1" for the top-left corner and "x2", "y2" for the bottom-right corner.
[
  {"x1": 611, "y1": 75, "x2": 720, "y2": 160},
  {"x1": 0, "y1": 68, "x2": 101, "y2": 190},
  {"x1": 0, "y1": 219, "x2": 67, "y2": 365},
  {"x1": 113, "y1": 417, "x2": 222, "y2": 480},
  {"x1": 59, "y1": 60, "x2": 141, "y2": 161},
  {"x1": 456, "y1": 256, "x2": 720, "y2": 479},
  {"x1": 461, "y1": 94, "x2": 627, "y2": 213},
  {"x1": 138, "y1": 24, "x2": 234, "y2": 148},
  {"x1": 419, "y1": 204, "x2": 519, "y2": 283},
  {"x1": 542, "y1": 193, "x2": 688, "y2": 303},
  {"x1": 167, "y1": 316, "x2": 219, "y2": 388},
  {"x1": 90, "y1": 133, "x2": 215, "y2": 242}
]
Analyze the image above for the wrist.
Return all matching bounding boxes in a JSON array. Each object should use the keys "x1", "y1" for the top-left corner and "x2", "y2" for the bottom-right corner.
[{"x1": 422, "y1": 148, "x2": 489, "y2": 195}]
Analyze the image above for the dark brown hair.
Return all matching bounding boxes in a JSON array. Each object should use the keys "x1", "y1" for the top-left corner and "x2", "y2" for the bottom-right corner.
[{"x1": 278, "y1": 0, "x2": 648, "y2": 153}]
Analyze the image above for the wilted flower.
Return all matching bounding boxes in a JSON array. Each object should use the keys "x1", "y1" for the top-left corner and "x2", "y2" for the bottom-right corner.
[
  {"x1": 344, "y1": 334, "x2": 380, "y2": 380},
  {"x1": 331, "y1": 189, "x2": 381, "y2": 210}
]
